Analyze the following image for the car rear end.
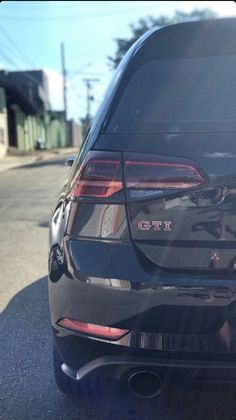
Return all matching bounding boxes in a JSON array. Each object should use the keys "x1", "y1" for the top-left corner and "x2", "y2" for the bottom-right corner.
[{"x1": 49, "y1": 18, "x2": 236, "y2": 396}]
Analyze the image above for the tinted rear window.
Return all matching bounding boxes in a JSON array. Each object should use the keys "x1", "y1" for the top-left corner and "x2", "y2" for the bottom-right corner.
[{"x1": 107, "y1": 55, "x2": 236, "y2": 133}]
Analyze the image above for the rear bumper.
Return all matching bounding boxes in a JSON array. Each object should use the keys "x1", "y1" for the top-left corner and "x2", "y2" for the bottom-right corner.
[
  {"x1": 49, "y1": 238, "x2": 236, "y2": 382},
  {"x1": 61, "y1": 354, "x2": 236, "y2": 384}
]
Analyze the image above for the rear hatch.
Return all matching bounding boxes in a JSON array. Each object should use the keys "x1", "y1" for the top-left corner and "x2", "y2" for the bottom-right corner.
[
  {"x1": 123, "y1": 137, "x2": 236, "y2": 271},
  {"x1": 95, "y1": 132, "x2": 236, "y2": 272},
  {"x1": 96, "y1": 19, "x2": 236, "y2": 272}
]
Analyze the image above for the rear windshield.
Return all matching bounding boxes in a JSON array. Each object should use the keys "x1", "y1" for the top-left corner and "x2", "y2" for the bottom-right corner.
[{"x1": 107, "y1": 55, "x2": 236, "y2": 133}]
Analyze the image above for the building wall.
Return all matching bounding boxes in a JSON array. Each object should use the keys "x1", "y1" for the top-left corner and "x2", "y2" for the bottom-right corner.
[
  {"x1": 68, "y1": 119, "x2": 83, "y2": 149},
  {"x1": 35, "y1": 115, "x2": 46, "y2": 145},
  {"x1": 8, "y1": 70, "x2": 49, "y2": 110},
  {"x1": 13, "y1": 105, "x2": 47, "y2": 152},
  {"x1": 46, "y1": 113, "x2": 66, "y2": 149},
  {"x1": 13, "y1": 105, "x2": 31, "y2": 151},
  {"x1": 0, "y1": 83, "x2": 66, "y2": 154},
  {"x1": 0, "y1": 88, "x2": 8, "y2": 157},
  {"x1": 0, "y1": 69, "x2": 67, "y2": 154},
  {"x1": 12, "y1": 108, "x2": 66, "y2": 151}
]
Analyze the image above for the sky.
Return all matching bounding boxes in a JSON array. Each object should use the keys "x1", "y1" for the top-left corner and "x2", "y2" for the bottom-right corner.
[{"x1": 0, "y1": 0, "x2": 236, "y2": 123}]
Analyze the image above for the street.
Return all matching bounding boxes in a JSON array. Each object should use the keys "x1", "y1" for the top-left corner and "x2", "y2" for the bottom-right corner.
[{"x1": 1, "y1": 158, "x2": 236, "y2": 420}]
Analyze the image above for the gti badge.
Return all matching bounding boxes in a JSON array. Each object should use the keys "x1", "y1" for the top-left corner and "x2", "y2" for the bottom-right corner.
[{"x1": 138, "y1": 221, "x2": 172, "y2": 231}]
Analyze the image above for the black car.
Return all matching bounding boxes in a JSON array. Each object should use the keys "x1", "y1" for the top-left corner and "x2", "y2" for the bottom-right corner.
[{"x1": 49, "y1": 17, "x2": 236, "y2": 399}]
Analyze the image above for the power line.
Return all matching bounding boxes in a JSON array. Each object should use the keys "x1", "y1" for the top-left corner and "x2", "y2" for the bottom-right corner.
[
  {"x1": 0, "y1": 24, "x2": 42, "y2": 87},
  {"x1": 67, "y1": 83, "x2": 82, "y2": 99},
  {"x1": 9, "y1": 1, "x2": 100, "y2": 9},
  {"x1": 0, "y1": 3, "x2": 179, "y2": 20},
  {"x1": 0, "y1": 47, "x2": 44, "y2": 87},
  {"x1": 0, "y1": 49, "x2": 20, "y2": 69},
  {"x1": 0, "y1": 24, "x2": 35, "y2": 68}
]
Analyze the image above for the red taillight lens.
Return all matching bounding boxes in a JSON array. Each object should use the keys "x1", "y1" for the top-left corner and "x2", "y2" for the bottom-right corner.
[
  {"x1": 70, "y1": 151, "x2": 123, "y2": 198},
  {"x1": 124, "y1": 154, "x2": 204, "y2": 191},
  {"x1": 70, "y1": 151, "x2": 205, "y2": 200},
  {"x1": 57, "y1": 318, "x2": 129, "y2": 340}
]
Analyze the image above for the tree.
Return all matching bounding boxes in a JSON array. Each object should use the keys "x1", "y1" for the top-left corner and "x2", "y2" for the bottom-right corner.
[{"x1": 108, "y1": 8, "x2": 217, "y2": 69}]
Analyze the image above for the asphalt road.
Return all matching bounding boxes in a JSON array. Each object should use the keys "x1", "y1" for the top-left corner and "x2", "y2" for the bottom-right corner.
[{"x1": 1, "y1": 158, "x2": 236, "y2": 420}]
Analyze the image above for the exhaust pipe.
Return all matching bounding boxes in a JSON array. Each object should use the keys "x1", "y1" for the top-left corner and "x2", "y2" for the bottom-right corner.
[{"x1": 128, "y1": 370, "x2": 163, "y2": 399}]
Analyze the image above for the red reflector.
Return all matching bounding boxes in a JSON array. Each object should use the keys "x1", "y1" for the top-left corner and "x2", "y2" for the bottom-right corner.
[
  {"x1": 58, "y1": 318, "x2": 129, "y2": 340},
  {"x1": 72, "y1": 180, "x2": 122, "y2": 197},
  {"x1": 71, "y1": 151, "x2": 123, "y2": 198}
]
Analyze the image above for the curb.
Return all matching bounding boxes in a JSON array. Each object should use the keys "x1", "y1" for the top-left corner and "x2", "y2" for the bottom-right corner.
[{"x1": 0, "y1": 148, "x2": 78, "y2": 173}]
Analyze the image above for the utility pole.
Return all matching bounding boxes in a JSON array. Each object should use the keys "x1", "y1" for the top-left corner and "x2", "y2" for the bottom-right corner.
[
  {"x1": 61, "y1": 42, "x2": 68, "y2": 146},
  {"x1": 83, "y1": 78, "x2": 99, "y2": 125}
]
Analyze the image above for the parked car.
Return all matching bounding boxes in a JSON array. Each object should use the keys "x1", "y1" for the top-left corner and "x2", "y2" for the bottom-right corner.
[{"x1": 49, "y1": 17, "x2": 236, "y2": 399}]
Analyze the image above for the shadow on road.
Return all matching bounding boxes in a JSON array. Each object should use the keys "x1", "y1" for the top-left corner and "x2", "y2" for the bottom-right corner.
[
  {"x1": 1, "y1": 277, "x2": 236, "y2": 420},
  {"x1": 16, "y1": 158, "x2": 66, "y2": 170},
  {"x1": 38, "y1": 221, "x2": 49, "y2": 228}
]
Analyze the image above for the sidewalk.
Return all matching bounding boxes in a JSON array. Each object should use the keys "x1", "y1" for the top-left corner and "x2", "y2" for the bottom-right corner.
[{"x1": 0, "y1": 147, "x2": 78, "y2": 173}]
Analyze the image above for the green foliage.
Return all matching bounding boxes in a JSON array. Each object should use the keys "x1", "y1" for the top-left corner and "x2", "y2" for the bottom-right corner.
[{"x1": 108, "y1": 8, "x2": 217, "y2": 69}]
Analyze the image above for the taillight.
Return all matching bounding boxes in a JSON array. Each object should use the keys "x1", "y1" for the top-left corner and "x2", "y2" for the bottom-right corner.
[
  {"x1": 124, "y1": 152, "x2": 205, "y2": 199},
  {"x1": 57, "y1": 318, "x2": 129, "y2": 340},
  {"x1": 70, "y1": 151, "x2": 205, "y2": 200},
  {"x1": 70, "y1": 151, "x2": 123, "y2": 198}
]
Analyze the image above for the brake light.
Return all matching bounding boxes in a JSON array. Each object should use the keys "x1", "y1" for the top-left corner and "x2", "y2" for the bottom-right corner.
[
  {"x1": 70, "y1": 151, "x2": 123, "y2": 198},
  {"x1": 124, "y1": 154, "x2": 204, "y2": 191},
  {"x1": 70, "y1": 151, "x2": 205, "y2": 200},
  {"x1": 57, "y1": 318, "x2": 129, "y2": 340}
]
